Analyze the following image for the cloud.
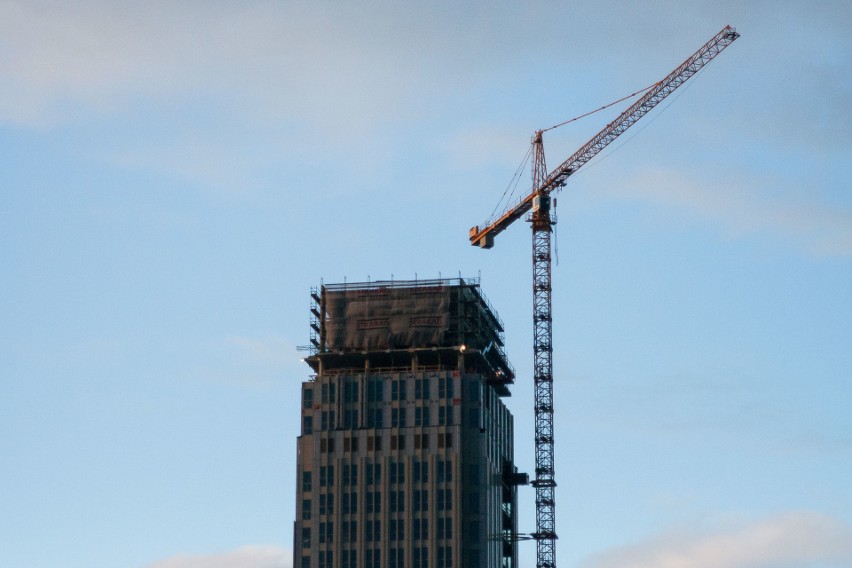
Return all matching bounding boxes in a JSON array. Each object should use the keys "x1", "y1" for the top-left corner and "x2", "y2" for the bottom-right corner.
[
  {"x1": 144, "y1": 545, "x2": 290, "y2": 568},
  {"x1": 581, "y1": 512, "x2": 852, "y2": 568},
  {"x1": 593, "y1": 166, "x2": 852, "y2": 258},
  {"x1": 0, "y1": 2, "x2": 528, "y2": 128},
  {"x1": 0, "y1": 2, "x2": 546, "y2": 189},
  {"x1": 3, "y1": 1, "x2": 849, "y2": 203}
]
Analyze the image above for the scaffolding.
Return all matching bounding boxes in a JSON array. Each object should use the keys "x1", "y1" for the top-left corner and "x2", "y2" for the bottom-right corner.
[{"x1": 304, "y1": 277, "x2": 515, "y2": 394}]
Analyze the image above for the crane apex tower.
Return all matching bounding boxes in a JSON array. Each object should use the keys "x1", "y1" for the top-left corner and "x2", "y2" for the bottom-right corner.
[{"x1": 294, "y1": 277, "x2": 525, "y2": 568}]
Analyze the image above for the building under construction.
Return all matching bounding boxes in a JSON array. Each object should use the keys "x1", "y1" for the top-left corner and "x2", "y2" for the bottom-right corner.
[{"x1": 294, "y1": 277, "x2": 526, "y2": 567}]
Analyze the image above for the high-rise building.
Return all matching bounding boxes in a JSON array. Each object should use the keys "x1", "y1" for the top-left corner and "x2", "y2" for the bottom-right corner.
[{"x1": 294, "y1": 278, "x2": 525, "y2": 568}]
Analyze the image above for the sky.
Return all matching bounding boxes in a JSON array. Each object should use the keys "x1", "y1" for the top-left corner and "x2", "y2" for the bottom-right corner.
[{"x1": 1, "y1": 1, "x2": 851, "y2": 567}]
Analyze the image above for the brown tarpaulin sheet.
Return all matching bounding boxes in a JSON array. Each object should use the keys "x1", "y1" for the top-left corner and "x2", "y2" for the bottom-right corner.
[{"x1": 324, "y1": 286, "x2": 451, "y2": 351}]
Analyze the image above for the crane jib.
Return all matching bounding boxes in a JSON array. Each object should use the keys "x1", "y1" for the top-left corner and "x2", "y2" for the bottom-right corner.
[
  {"x1": 465, "y1": 25, "x2": 739, "y2": 568},
  {"x1": 469, "y1": 25, "x2": 739, "y2": 250}
]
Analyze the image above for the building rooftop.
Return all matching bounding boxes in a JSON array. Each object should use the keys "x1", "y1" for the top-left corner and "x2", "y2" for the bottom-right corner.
[{"x1": 304, "y1": 277, "x2": 515, "y2": 393}]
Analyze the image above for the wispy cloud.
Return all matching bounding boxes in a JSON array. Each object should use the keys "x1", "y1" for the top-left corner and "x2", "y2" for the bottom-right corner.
[
  {"x1": 143, "y1": 545, "x2": 290, "y2": 568},
  {"x1": 0, "y1": 2, "x2": 523, "y2": 129},
  {"x1": 581, "y1": 512, "x2": 852, "y2": 568},
  {"x1": 3, "y1": 1, "x2": 850, "y2": 210},
  {"x1": 593, "y1": 166, "x2": 852, "y2": 257},
  {"x1": 0, "y1": 2, "x2": 533, "y2": 190}
]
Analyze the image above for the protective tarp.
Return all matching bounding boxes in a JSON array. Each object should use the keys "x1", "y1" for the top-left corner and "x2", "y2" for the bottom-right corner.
[{"x1": 324, "y1": 286, "x2": 451, "y2": 351}]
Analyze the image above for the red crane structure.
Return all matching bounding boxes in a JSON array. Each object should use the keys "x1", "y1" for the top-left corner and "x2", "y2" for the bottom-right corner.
[{"x1": 469, "y1": 26, "x2": 739, "y2": 568}]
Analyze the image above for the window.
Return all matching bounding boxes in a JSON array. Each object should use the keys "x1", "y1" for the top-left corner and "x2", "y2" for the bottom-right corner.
[
  {"x1": 318, "y1": 551, "x2": 333, "y2": 568},
  {"x1": 437, "y1": 460, "x2": 453, "y2": 482},
  {"x1": 389, "y1": 548, "x2": 404, "y2": 568},
  {"x1": 391, "y1": 434, "x2": 405, "y2": 450},
  {"x1": 414, "y1": 433, "x2": 429, "y2": 449},
  {"x1": 302, "y1": 471, "x2": 312, "y2": 492},
  {"x1": 413, "y1": 546, "x2": 427, "y2": 568},
  {"x1": 413, "y1": 489, "x2": 429, "y2": 512},
  {"x1": 319, "y1": 493, "x2": 334, "y2": 515},
  {"x1": 365, "y1": 519, "x2": 380, "y2": 542},
  {"x1": 320, "y1": 465, "x2": 334, "y2": 487},
  {"x1": 413, "y1": 517, "x2": 428, "y2": 540},
  {"x1": 343, "y1": 381, "x2": 358, "y2": 403},
  {"x1": 365, "y1": 491, "x2": 381, "y2": 514},
  {"x1": 301, "y1": 555, "x2": 310, "y2": 568},
  {"x1": 303, "y1": 415, "x2": 313, "y2": 434},
  {"x1": 341, "y1": 549, "x2": 356, "y2": 568},
  {"x1": 391, "y1": 379, "x2": 406, "y2": 401},
  {"x1": 367, "y1": 435, "x2": 381, "y2": 451},
  {"x1": 302, "y1": 499, "x2": 311, "y2": 520},
  {"x1": 438, "y1": 432, "x2": 452, "y2": 448},
  {"x1": 343, "y1": 409, "x2": 358, "y2": 429},
  {"x1": 437, "y1": 488, "x2": 452, "y2": 511},
  {"x1": 390, "y1": 462, "x2": 405, "y2": 484},
  {"x1": 304, "y1": 388, "x2": 314, "y2": 409},
  {"x1": 415, "y1": 377, "x2": 429, "y2": 400},
  {"x1": 321, "y1": 410, "x2": 335, "y2": 431},
  {"x1": 343, "y1": 437, "x2": 358, "y2": 452},
  {"x1": 342, "y1": 492, "x2": 357, "y2": 515},
  {"x1": 466, "y1": 542, "x2": 477, "y2": 567},
  {"x1": 321, "y1": 383, "x2": 336, "y2": 404},
  {"x1": 389, "y1": 490, "x2": 405, "y2": 513},
  {"x1": 466, "y1": 407, "x2": 480, "y2": 428},
  {"x1": 343, "y1": 464, "x2": 357, "y2": 486},
  {"x1": 365, "y1": 549, "x2": 381, "y2": 568},
  {"x1": 437, "y1": 517, "x2": 452, "y2": 539},
  {"x1": 413, "y1": 460, "x2": 428, "y2": 483},
  {"x1": 318, "y1": 521, "x2": 333, "y2": 544},
  {"x1": 366, "y1": 407, "x2": 383, "y2": 428},
  {"x1": 438, "y1": 405, "x2": 453, "y2": 425},
  {"x1": 301, "y1": 527, "x2": 311, "y2": 548},
  {"x1": 464, "y1": 492, "x2": 480, "y2": 515},
  {"x1": 391, "y1": 407, "x2": 406, "y2": 428},
  {"x1": 414, "y1": 406, "x2": 430, "y2": 426},
  {"x1": 367, "y1": 380, "x2": 383, "y2": 402},
  {"x1": 389, "y1": 518, "x2": 405, "y2": 541},
  {"x1": 366, "y1": 463, "x2": 381, "y2": 485},
  {"x1": 439, "y1": 377, "x2": 454, "y2": 398},
  {"x1": 437, "y1": 545, "x2": 453, "y2": 567},
  {"x1": 341, "y1": 520, "x2": 357, "y2": 543}
]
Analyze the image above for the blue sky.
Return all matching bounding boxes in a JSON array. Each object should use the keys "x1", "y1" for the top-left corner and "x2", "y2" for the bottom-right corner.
[{"x1": 1, "y1": 2, "x2": 851, "y2": 567}]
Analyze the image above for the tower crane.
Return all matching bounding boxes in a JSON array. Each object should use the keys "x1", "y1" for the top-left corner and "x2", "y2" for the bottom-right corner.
[{"x1": 469, "y1": 26, "x2": 739, "y2": 568}]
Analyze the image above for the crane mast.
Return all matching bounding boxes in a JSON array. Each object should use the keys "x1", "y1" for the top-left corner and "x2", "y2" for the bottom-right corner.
[
  {"x1": 529, "y1": 131, "x2": 557, "y2": 564},
  {"x1": 469, "y1": 26, "x2": 739, "y2": 568}
]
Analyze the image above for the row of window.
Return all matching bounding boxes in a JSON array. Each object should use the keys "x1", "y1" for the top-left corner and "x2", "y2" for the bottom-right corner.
[
  {"x1": 304, "y1": 377, "x2": 456, "y2": 408},
  {"x1": 303, "y1": 546, "x2": 451, "y2": 568},
  {"x1": 312, "y1": 491, "x2": 358, "y2": 515},
  {"x1": 304, "y1": 404, "x2": 457, "y2": 434},
  {"x1": 302, "y1": 488, "x2": 453, "y2": 519},
  {"x1": 314, "y1": 432, "x2": 454, "y2": 453},
  {"x1": 302, "y1": 460, "x2": 453, "y2": 493},
  {"x1": 302, "y1": 517, "x2": 454, "y2": 547}
]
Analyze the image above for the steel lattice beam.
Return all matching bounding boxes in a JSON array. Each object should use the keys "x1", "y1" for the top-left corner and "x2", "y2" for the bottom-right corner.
[
  {"x1": 467, "y1": 26, "x2": 740, "y2": 568},
  {"x1": 468, "y1": 25, "x2": 739, "y2": 251},
  {"x1": 531, "y1": 135, "x2": 557, "y2": 568}
]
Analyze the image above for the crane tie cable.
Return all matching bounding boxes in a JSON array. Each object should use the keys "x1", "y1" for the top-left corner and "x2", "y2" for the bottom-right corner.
[
  {"x1": 486, "y1": 81, "x2": 661, "y2": 226},
  {"x1": 541, "y1": 80, "x2": 662, "y2": 133},
  {"x1": 487, "y1": 144, "x2": 533, "y2": 225}
]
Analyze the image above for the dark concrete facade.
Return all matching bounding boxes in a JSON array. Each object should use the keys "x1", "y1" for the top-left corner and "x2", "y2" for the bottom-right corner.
[{"x1": 294, "y1": 278, "x2": 523, "y2": 568}]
